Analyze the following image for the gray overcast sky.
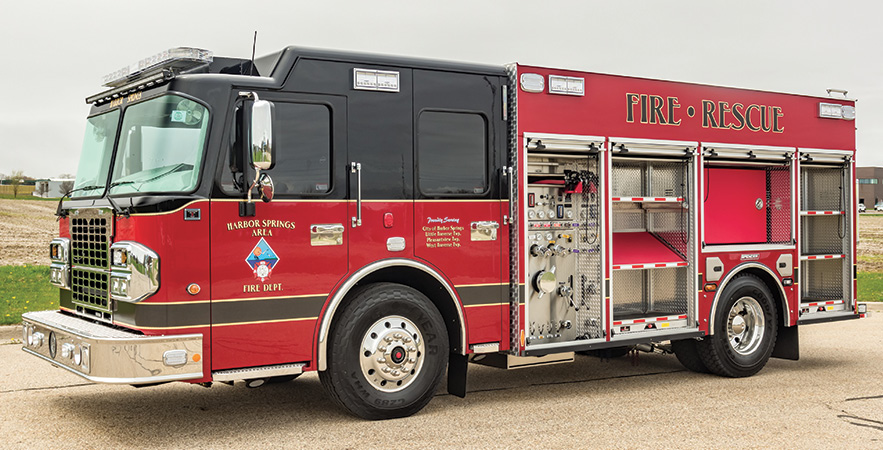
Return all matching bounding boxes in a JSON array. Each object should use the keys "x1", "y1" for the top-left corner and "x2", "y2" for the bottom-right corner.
[{"x1": 1, "y1": 0, "x2": 881, "y2": 179}]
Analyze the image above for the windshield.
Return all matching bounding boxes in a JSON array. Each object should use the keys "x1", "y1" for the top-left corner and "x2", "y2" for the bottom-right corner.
[
  {"x1": 108, "y1": 95, "x2": 210, "y2": 195},
  {"x1": 71, "y1": 110, "x2": 120, "y2": 198}
]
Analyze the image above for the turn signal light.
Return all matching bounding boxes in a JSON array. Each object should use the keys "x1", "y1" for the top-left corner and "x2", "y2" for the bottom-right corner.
[
  {"x1": 703, "y1": 283, "x2": 717, "y2": 292},
  {"x1": 187, "y1": 283, "x2": 201, "y2": 295}
]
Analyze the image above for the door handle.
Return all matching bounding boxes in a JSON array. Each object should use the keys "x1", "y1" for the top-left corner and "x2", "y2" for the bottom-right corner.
[
  {"x1": 471, "y1": 221, "x2": 499, "y2": 241},
  {"x1": 311, "y1": 224, "x2": 345, "y2": 246},
  {"x1": 351, "y1": 162, "x2": 362, "y2": 227}
]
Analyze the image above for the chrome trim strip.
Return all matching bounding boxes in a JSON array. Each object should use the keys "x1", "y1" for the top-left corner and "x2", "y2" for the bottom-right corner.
[
  {"x1": 703, "y1": 244, "x2": 796, "y2": 253},
  {"x1": 708, "y1": 262, "x2": 791, "y2": 334},
  {"x1": 317, "y1": 258, "x2": 466, "y2": 371}
]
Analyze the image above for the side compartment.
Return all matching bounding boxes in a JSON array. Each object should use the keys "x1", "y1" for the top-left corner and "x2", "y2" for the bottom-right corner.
[
  {"x1": 607, "y1": 139, "x2": 699, "y2": 340},
  {"x1": 797, "y1": 150, "x2": 856, "y2": 323}
]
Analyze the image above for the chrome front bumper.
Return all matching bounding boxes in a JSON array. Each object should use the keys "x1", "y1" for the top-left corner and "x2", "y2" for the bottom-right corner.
[{"x1": 21, "y1": 310, "x2": 203, "y2": 384}]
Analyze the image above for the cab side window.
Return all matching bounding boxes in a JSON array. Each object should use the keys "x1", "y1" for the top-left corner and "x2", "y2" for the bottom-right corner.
[
  {"x1": 273, "y1": 102, "x2": 332, "y2": 195},
  {"x1": 417, "y1": 111, "x2": 487, "y2": 196}
]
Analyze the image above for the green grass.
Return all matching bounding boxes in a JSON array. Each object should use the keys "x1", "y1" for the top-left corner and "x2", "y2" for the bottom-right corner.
[
  {"x1": 0, "y1": 266, "x2": 58, "y2": 325},
  {"x1": 858, "y1": 272, "x2": 883, "y2": 302}
]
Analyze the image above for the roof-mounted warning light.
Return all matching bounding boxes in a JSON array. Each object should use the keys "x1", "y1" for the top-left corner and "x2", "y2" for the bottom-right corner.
[{"x1": 101, "y1": 47, "x2": 213, "y2": 88}]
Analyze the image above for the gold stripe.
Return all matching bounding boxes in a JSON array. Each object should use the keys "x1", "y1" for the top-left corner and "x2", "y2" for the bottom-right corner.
[
  {"x1": 138, "y1": 300, "x2": 211, "y2": 305},
  {"x1": 128, "y1": 199, "x2": 208, "y2": 217},
  {"x1": 415, "y1": 199, "x2": 506, "y2": 203},
  {"x1": 114, "y1": 322, "x2": 210, "y2": 330},
  {"x1": 211, "y1": 293, "x2": 328, "y2": 303},
  {"x1": 210, "y1": 198, "x2": 348, "y2": 203},
  {"x1": 464, "y1": 302, "x2": 507, "y2": 308},
  {"x1": 455, "y1": 282, "x2": 507, "y2": 288},
  {"x1": 210, "y1": 317, "x2": 318, "y2": 327}
]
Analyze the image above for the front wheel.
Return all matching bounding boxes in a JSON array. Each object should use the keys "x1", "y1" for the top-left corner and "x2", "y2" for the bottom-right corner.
[
  {"x1": 319, "y1": 283, "x2": 448, "y2": 420},
  {"x1": 698, "y1": 274, "x2": 777, "y2": 377}
]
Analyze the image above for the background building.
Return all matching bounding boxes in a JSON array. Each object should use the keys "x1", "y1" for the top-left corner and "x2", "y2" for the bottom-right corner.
[{"x1": 857, "y1": 167, "x2": 883, "y2": 207}]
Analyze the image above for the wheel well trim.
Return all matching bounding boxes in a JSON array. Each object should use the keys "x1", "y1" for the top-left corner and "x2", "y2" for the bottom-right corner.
[
  {"x1": 316, "y1": 258, "x2": 466, "y2": 371},
  {"x1": 708, "y1": 262, "x2": 791, "y2": 335}
]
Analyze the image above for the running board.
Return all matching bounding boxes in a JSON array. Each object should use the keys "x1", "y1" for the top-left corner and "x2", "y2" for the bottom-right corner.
[
  {"x1": 472, "y1": 352, "x2": 574, "y2": 370},
  {"x1": 212, "y1": 363, "x2": 305, "y2": 382}
]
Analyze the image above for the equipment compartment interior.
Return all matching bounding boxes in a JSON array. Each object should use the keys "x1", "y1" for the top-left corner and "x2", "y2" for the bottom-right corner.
[{"x1": 610, "y1": 157, "x2": 693, "y2": 326}]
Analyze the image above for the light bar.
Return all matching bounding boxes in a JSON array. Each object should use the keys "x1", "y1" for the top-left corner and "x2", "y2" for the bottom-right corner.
[
  {"x1": 102, "y1": 47, "x2": 213, "y2": 88},
  {"x1": 819, "y1": 102, "x2": 855, "y2": 121}
]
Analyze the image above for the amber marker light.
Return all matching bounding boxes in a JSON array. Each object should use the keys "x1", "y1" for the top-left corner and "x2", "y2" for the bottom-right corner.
[
  {"x1": 704, "y1": 283, "x2": 717, "y2": 292},
  {"x1": 193, "y1": 354, "x2": 201, "y2": 362},
  {"x1": 187, "y1": 283, "x2": 201, "y2": 295}
]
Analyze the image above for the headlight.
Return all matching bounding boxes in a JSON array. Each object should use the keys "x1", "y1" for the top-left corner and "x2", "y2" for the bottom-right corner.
[
  {"x1": 49, "y1": 238, "x2": 70, "y2": 263},
  {"x1": 109, "y1": 241, "x2": 159, "y2": 302}
]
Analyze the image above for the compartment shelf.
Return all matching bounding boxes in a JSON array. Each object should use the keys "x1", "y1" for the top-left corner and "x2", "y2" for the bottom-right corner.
[
  {"x1": 799, "y1": 254, "x2": 845, "y2": 261},
  {"x1": 612, "y1": 232, "x2": 686, "y2": 270},
  {"x1": 612, "y1": 197, "x2": 684, "y2": 203},
  {"x1": 800, "y1": 210, "x2": 843, "y2": 216}
]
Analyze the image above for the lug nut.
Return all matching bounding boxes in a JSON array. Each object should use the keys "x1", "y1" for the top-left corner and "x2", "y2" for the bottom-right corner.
[
  {"x1": 377, "y1": 357, "x2": 386, "y2": 363},
  {"x1": 407, "y1": 346, "x2": 416, "y2": 352},
  {"x1": 409, "y1": 358, "x2": 416, "y2": 363},
  {"x1": 384, "y1": 336, "x2": 393, "y2": 342},
  {"x1": 391, "y1": 370, "x2": 400, "y2": 376},
  {"x1": 393, "y1": 333, "x2": 402, "y2": 339},
  {"x1": 382, "y1": 367, "x2": 390, "y2": 373},
  {"x1": 378, "y1": 346, "x2": 387, "y2": 352},
  {"x1": 403, "y1": 337, "x2": 412, "y2": 343}
]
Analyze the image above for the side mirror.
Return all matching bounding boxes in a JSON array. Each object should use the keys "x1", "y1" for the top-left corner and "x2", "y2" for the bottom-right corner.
[{"x1": 250, "y1": 99, "x2": 275, "y2": 171}]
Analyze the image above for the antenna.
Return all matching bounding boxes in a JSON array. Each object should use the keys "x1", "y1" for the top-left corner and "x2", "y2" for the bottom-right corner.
[{"x1": 250, "y1": 31, "x2": 258, "y2": 76}]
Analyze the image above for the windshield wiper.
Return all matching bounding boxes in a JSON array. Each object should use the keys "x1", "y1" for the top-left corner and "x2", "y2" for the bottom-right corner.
[
  {"x1": 56, "y1": 185, "x2": 103, "y2": 218},
  {"x1": 109, "y1": 163, "x2": 191, "y2": 190},
  {"x1": 56, "y1": 184, "x2": 130, "y2": 219}
]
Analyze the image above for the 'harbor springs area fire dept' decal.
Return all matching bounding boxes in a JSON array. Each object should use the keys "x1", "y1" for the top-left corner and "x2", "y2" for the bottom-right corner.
[{"x1": 246, "y1": 238, "x2": 279, "y2": 282}]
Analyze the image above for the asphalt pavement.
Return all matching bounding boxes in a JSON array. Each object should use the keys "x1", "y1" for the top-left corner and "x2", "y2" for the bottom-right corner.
[{"x1": 1, "y1": 306, "x2": 881, "y2": 449}]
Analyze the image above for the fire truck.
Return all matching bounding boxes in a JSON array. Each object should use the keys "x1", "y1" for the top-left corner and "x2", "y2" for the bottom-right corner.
[{"x1": 22, "y1": 46, "x2": 870, "y2": 419}]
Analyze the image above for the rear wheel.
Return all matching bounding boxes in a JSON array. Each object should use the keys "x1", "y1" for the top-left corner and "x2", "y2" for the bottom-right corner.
[
  {"x1": 698, "y1": 275, "x2": 777, "y2": 377},
  {"x1": 319, "y1": 283, "x2": 448, "y2": 420}
]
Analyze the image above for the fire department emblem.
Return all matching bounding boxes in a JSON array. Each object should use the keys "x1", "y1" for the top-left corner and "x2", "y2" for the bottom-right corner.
[{"x1": 245, "y1": 238, "x2": 279, "y2": 282}]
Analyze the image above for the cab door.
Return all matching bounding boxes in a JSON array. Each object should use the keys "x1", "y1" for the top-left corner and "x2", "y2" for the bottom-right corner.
[
  {"x1": 412, "y1": 70, "x2": 507, "y2": 346},
  {"x1": 210, "y1": 92, "x2": 347, "y2": 370}
]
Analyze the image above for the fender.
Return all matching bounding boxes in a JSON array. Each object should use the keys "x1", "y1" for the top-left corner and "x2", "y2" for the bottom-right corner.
[
  {"x1": 316, "y1": 258, "x2": 466, "y2": 371},
  {"x1": 708, "y1": 261, "x2": 791, "y2": 334}
]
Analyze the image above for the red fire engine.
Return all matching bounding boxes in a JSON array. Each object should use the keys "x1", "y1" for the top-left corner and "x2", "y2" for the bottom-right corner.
[{"x1": 22, "y1": 46, "x2": 869, "y2": 419}]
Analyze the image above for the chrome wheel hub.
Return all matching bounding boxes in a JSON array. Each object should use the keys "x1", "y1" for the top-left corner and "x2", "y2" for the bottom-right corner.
[
  {"x1": 360, "y1": 315, "x2": 425, "y2": 392},
  {"x1": 726, "y1": 296, "x2": 765, "y2": 356}
]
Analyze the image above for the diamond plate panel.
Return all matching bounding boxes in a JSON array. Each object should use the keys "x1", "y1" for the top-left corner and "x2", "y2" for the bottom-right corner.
[
  {"x1": 801, "y1": 215, "x2": 845, "y2": 255},
  {"x1": 802, "y1": 166, "x2": 845, "y2": 211},
  {"x1": 802, "y1": 258, "x2": 844, "y2": 300},
  {"x1": 612, "y1": 162, "x2": 645, "y2": 197},
  {"x1": 767, "y1": 166, "x2": 792, "y2": 244}
]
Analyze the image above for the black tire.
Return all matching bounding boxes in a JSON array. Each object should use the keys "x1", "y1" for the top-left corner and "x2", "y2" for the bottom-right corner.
[
  {"x1": 319, "y1": 283, "x2": 448, "y2": 420},
  {"x1": 578, "y1": 346, "x2": 633, "y2": 359},
  {"x1": 671, "y1": 339, "x2": 710, "y2": 373},
  {"x1": 697, "y1": 274, "x2": 778, "y2": 377}
]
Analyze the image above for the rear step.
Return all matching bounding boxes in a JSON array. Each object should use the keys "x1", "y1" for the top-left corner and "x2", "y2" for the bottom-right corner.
[{"x1": 212, "y1": 363, "x2": 306, "y2": 383}]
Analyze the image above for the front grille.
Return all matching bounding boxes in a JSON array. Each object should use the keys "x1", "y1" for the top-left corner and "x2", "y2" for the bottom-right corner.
[
  {"x1": 71, "y1": 268, "x2": 110, "y2": 311},
  {"x1": 71, "y1": 216, "x2": 110, "y2": 268},
  {"x1": 69, "y1": 209, "x2": 113, "y2": 320}
]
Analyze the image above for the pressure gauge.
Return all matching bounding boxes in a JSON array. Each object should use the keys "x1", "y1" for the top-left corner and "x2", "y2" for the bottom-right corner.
[
  {"x1": 545, "y1": 232, "x2": 554, "y2": 240},
  {"x1": 537, "y1": 210, "x2": 546, "y2": 219},
  {"x1": 528, "y1": 210, "x2": 536, "y2": 219},
  {"x1": 566, "y1": 210, "x2": 574, "y2": 219},
  {"x1": 548, "y1": 210, "x2": 556, "y2": 219}
]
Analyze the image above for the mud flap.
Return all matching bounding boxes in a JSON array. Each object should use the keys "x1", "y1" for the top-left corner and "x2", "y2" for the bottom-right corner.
[
  {"x1": 447, "y1": 353, "x2": 468, "y2": 398},
  {"x1": 771, "y1": 324, "x2": 799, "y2": 360}
]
